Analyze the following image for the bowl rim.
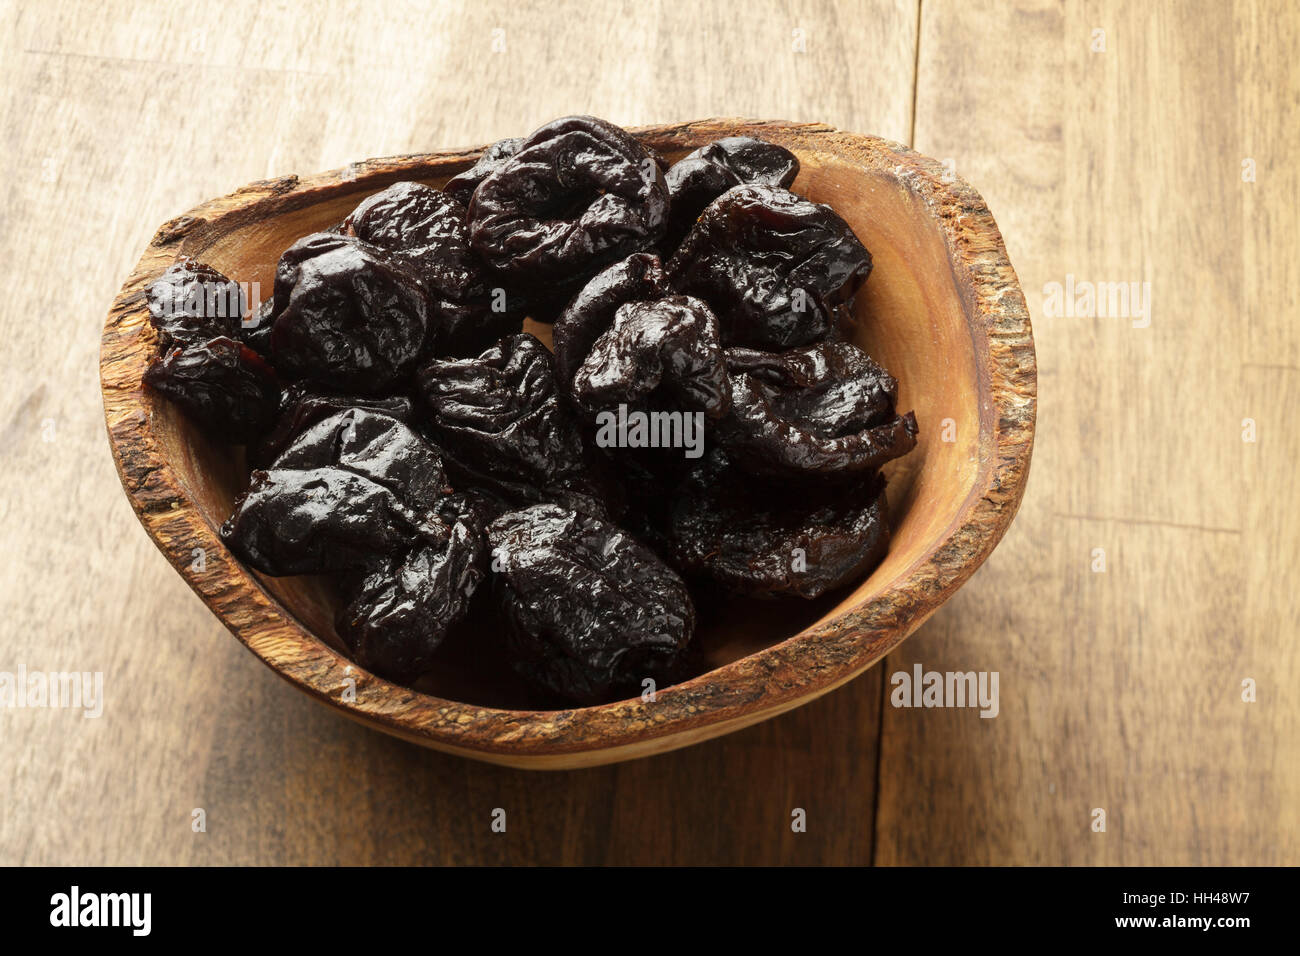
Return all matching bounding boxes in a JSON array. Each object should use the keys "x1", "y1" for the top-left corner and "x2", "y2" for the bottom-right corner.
[{"x1": 100, "y1": 119, "x2": 1036, "y2": 767}]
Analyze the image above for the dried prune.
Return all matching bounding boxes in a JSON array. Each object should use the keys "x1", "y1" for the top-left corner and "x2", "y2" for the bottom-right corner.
[
  {"x1": 220, "y1": 410, "x2": 450, "y2": 575},
  {"x1": 572, "y1": 295, "x2": 731, "y2": 419},
  {"x1": 251, "y1": 387, "x2": 415, "y2": 469},
  {"x1": 551, "y1": 252, "x2": 670, "y2": 395},
  {"x1": 272, "y1": 409, "x2": 451, "y2": 512},
  {"x1": 268, "y1": 233, "x2": 430, "y2": 392},
  {"x1": 716, "y1": 341, "x2": 917, "y2": 478},
  {"x1": 443, "y1": 137, "x2": 524, "y2": 206},
  {"x1": 143, "y1": 336, "x2": 280, "y2": 443},
  {"x1": 666, "y1": 451, "x2": 891, "y2": 599},
  {"x1": 662, "y1": 137, "x2": 799, "y2": 251},
  {"x1": 667, "y1": 184, "x2": 871, "y2": 349},
  {"x1": 417, "y1": 333, "x2": 614, "y2": 517},
  {"x1": 340, "y1": 181, "x2": 523, "y2": 356},
  {"x1": 146, "y1": 258, "x2": 246, "y2": 349},
  {"x1": 336, "y1": 492, "x2": 489, "y2": 682},
  {"x1": 467, "y1": 116, "x2": 669, "y2": 299},
  {"x1": 220, "y1": 467, "x2": 441, "y2": 575},
  {"x1": 486, "y1": 504, "x2": 695, "y2": 703}
]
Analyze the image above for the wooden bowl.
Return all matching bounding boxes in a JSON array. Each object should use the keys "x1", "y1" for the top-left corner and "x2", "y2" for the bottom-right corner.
[{"x1": 100, "y1": 120, "x2": 1036, "y2": 769}]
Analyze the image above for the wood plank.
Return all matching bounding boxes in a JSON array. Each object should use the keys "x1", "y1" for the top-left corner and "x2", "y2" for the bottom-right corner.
[
  {"x1": 877, "y1": 0, "x2": 1300, "y2": 865},
  {"x1": 0, "y1": 0, "x2": 918, "y2": 865}
]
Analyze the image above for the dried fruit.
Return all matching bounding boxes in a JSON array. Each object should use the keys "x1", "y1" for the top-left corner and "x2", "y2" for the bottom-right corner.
[
  {"x1": 146, "y1": 258, "x2": 246, "y2": 349},
  {"x1": 143, "y1": 336, "x2": 280, "y2": 443},
  {"x1": 662, "y1": 137, "x2": 799, "y2": 251},
  {"x1": 716, "y1": 341, "x2": 917, "y2": 478},
  {"x1": 486, "y1": 503, "x2": 695, "y2": 703},
  {"x1": 336, "y1": 492, "x2": 489, "y2": 683},
  {"x1": 467, "y1": 116, "x2": 669, "y2": 299},
  {"x1": 268, "y1": 233, "x2": 431, "y2": 392},
  {"x1": 666, "y1": 451, "x2": 891, "y2": 599},
  {"x1": 443, "y1": 137, "x2": 524, "y2": 206},
  {"x1": 251, "y1": 387, "x2": 415, "y2": 470},
  {"x1": 417, "y1": 333, "x2": 614, "y2": 517},
  {"x1": 668, "y1": 184, "x2": 872, "y2": 349},
  {"x1": 571, "y1": 295, "x2": 731, "y2": 419},
  {"x1": 340, "y1": 181, "x2": 523, "y2": 356}
]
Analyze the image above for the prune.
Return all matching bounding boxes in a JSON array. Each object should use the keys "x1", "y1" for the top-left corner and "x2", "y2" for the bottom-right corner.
[
  {"x1": 572, "y1": 295, "x2": 731, "y2": 419},
  {"x1": 467, "y1": 116, "x2": 669, "y2": 298},
  {"x1": 666, "y1": 451, "x2": 891, "y2": 599},
  {"x1": 272, "y1": 409, "x2": 450, "y2": 512},
  {"x1": 220, "y1": 467, "x2": 441, "y2": 576},
  {"x1": 486, "y1": 504, "x2": 695, "y2": 703},
  {"x1": 716, "y1": 341, "x2": 918, "y2": 478},
  {"x1": 239, "y1": 297, "x2": 276, "y2": 357},
  {"x1": 667, "y1": 184, "x2": 871, "y2": 349},
  {"x1": 336, "y1": 492, "x2": 489, "y2": 682},
  {"x1": 340, "y1": 181, "x2": 523, "y2": 356},
  {"x1": 551, "y1": 252, "x2": 670, "y2": 395},
  {"x1": 268, "y1": 233, "x2": 430, "y2": 392},
  {"x1": 146, "y1": 258, "x2": 246, "y2": 349},
  {"x1": 220, "y1": 410, "x2": 450, "y2": 575},
  {"x1": 662, "y1": 137, "x2": 800, "y2": 251},
  {"x1": 443, "y1": 137, "x2": 524, "y2": 206},
  {"x1": 143, "y1": 336, "x2": 280, "y2": 443},
  {"x1": 417, "y1": 333, "x2": 614, "y2": 517},
  {"x1": 251, "y1": 387, "x2": 415, "y2": 469}
]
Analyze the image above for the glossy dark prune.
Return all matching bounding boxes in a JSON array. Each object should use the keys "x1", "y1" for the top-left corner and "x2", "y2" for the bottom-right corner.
[
  {"x1": 551, "y1": 252, "x2": 670, "y2": 396},
  {"x1": 336, "y1": 492, "x2": 489, "y2": 683},
  {"x1": 146, "y1": 258, "x2": 245, "y2": 348},
  {"x1": 268, "y1": 233, "x2": 430, "y2": 392},
  {"x1": 251, "y1": 387, "x2": 415, "y2": 470},
  {"x1": 417, "y1": 333, "x2": 614, "y2": 518},
  {"x1": 716, "y1": 341, "x2": 918, "y2": 478},
  {"x1": 486, "y1": 504, "x2": 695, "y2": 704},
  {"x1": 571, "y1": 295, "x2": 732, "y2": 419},
  {"x1": 662, "y1": 137, "x2": 800, "y2": 251},
  {"x1": 220, "y1": 467, "x2": 441, "y2": 576},
  {"x1": 340, "y1": 181, "x2": 524, "y2": 356},
  {"x1": 143, "y1": 336, "x2": 280, "y2": 443},
  {"x1": 667, "y1": 184, "x2": 872, "y2": 349},
  {"x1": 667, "y1": 451, "x2": 891, "y2": 599},
  {"x1": 272, "y1": 409, "x2": 451, "y2": 512},
  {"x1": 443, "y1": 137, "x2": 524, "y2": 206},
  {"x1": 467, "y1": 116, "x2": 669, "y2": 298}
]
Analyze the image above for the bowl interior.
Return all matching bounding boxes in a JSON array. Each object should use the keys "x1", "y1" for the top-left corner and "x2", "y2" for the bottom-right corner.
[{"x1": 157, "y1": 145, "x2": 983, "y2": 710}]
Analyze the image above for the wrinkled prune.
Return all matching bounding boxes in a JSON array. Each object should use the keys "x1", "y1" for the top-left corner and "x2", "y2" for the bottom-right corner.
[
  {"x1": 551, "y1": 252, "x2": 670, "y2": 395},
  {"x1": 340, "y1": 181, "x2": 523, "y2": 356},
  {"x1": 251, "y1": 387, "x2": 415, "y2": 469},
  {"x1": 716, "y1": 341, "x2": 917, "y2": 477},
  {"x1": 486, "y1": 504, "x2": 695, "y2": 703},
  {"x1": 417, "y1": 333, "x2": 614, "y2": 517},
  {"x1": 662, "y1": 137, "x2": 800, "y2": 252},
  {"x1": 143, "y1": 336, "x2": 280, "y2": 443},
  {"x1": 667, "y1": 451, "x2": 891, "y2": 599},
  {"x1": 268, "y1": 233, "x2": 430, "y2": 392},
  {"x1": 443, "y1": 137, "x2": 524, "y2": 206},
  {"x1": 272, "y1": 409, "x2": 451, "y2": 511},
  {"x1": 146, "y1": 258, "x2": 246, "y2": 349},
  {"x1": 572, "y1": 295, "x2": 731, "y2": 419},
  {"x1": 336, "y1": 492, "x2": 489, "y2": 682},
  {"x1": 667, "y1": 184, "x2": 872, "y2": 349},
  {"x1": 467, "y1": 116, "x2": 669, "y2": 298},
  {"x1": 221, "y1": 467, "x2": 441, "y2": 576}
]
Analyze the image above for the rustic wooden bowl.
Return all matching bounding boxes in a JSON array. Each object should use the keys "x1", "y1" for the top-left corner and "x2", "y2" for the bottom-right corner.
[{"x1": 101, "y1": 120, "x2": 1036, "y2": 769}]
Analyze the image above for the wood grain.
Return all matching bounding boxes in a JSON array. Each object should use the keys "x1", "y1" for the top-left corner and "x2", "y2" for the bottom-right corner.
[
  {"x1": 3, "y1": 0, "x2": 1296, "y2": 864},
  {"x1": 874, "y1": 0, "x2": 1300, "y2": 866}
]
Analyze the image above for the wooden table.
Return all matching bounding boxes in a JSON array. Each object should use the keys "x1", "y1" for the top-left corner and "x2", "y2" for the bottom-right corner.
[{"x1": 2, "y1": 0, "x2": 1296, "y2": 865}]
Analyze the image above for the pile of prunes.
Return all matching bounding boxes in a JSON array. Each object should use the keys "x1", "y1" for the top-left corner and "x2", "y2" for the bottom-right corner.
[{"x1": 143, "y1": 116, "x2": 917, "y2": 705}]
